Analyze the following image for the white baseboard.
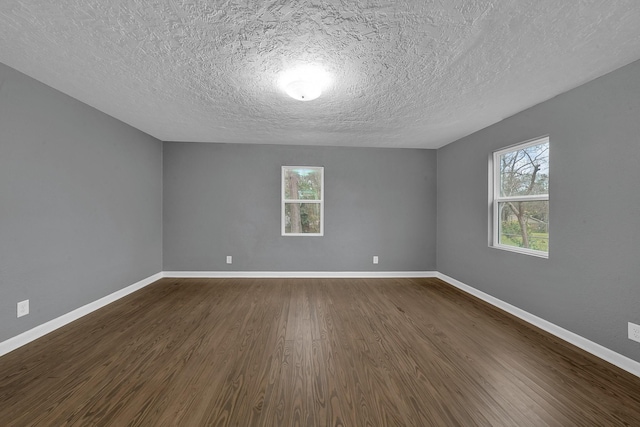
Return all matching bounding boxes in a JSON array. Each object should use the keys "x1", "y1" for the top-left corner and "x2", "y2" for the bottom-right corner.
[
  {"x1": 3, "y1": 270, "x2": 638, "y2": 380},
  {"x1": 162, "y1": 271, "x2": 438, "y2": 278},
  {"x1": 435, "y1": 272, "x2": 640, "y2": 378},
  {"x1": 0, "y1": 272, "x2": 163, "y2": 358}
]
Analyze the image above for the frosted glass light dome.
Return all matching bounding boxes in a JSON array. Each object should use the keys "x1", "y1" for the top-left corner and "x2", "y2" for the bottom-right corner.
[
  {"x1": 285, "y1": 81, "x2": 322, "y2": 101},
  {"x1": 279, "y1": 65, "x2": 332, "y2": 102}
]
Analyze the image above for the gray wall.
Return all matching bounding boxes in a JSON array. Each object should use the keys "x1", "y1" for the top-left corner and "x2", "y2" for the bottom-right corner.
[
  {"x1": 437, "y1": 59, "x2": 640, "y2": 362},
  {"x1": 4, "y1": 51, "x2": 637, "y2": 365},
  {"x1": 0, "y1": 63, "x2": 163, "y2": 342},
  {"x1": 163, "y1": 143, "x2": 436, "y2": 272}
]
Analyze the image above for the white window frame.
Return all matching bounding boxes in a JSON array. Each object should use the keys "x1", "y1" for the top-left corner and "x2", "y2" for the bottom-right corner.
[
  {"x1": 490, "y1": 136, "x2": 549, "y2": 258},
  {"x1": 281, "y1": 166, "x2": 324, "y2": 237}
]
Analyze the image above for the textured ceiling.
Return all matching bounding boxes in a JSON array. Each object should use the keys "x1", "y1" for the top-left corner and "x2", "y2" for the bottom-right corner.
[{"x1": 1, "y1": 1, "x2": 640, "y2": 149}]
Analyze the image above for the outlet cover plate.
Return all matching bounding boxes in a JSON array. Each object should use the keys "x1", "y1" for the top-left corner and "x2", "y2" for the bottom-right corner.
[
  {"x1": 17, "y1": 300, "x2": 29, "y2": 318},
  {"x1": 226, "y1": 256, "x2": 232, "y2": 264},
  {"x1": 373, "y1": 256, "x2": 379, "y2": 264},
  {"x1": 629, "y1": 322, "x2": 640, "y2": 343}
]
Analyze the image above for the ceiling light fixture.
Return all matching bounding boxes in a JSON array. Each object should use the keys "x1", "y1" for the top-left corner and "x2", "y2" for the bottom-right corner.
[
  {"x1": 285, "y1": 80, "x2": 322, "y2": 101},
  {"x1": 279, "y1": 65, "x2": 332, "y2": 102}
]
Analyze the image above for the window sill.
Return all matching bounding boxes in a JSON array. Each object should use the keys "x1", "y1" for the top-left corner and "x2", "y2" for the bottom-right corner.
[{"x1": 490, "y1": 244, "x2": 548, "y2": 259}]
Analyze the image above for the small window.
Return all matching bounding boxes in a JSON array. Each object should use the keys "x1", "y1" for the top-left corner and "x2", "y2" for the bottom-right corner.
[
  {"x1": 282, "y1": 166, "x2": 324, "y2": 236},
  {"x1": 491, "y1": 137, "x2": 549, "y2": 257}
]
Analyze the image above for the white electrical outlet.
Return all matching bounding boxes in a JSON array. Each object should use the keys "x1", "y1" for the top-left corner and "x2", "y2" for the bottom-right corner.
[
  {"x1": 629, "y1": 322, "x2": 640, "y2": 343},
  {"x1": 373, "y1": 256, "x2": 379, "y2": 264},
  {"x1": 17, "y1": 300, "x2": 29, "y2": 318},
  {"x1": 226, "y1": 255, "x2": 232, "y2": 264}
]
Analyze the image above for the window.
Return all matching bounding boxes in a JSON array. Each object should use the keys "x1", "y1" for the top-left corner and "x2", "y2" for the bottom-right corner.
[
  {"x1": 491, "y1": 137, "x2": 549, "y2": 257},
  {"x1": 282, "y1": 166, "x2": 324, "y2": 236}
]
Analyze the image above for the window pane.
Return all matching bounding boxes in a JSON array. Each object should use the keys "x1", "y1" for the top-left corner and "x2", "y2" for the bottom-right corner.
[
  {"x1": 284, "y1": 203, "x2": 321, "y2": 234},
  {"x1": 498, "y1": 201, "x2": 549, "y2": 252},
  {"x1": 284, "y1": 168, "x2": 322, "y2": 200},
  {"x1": 499, "y1": 142, "x2": 549, "y2": 197}
]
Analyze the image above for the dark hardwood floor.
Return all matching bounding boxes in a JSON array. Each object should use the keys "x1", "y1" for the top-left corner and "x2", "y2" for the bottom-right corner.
[{"x1": 1, "y1": 277, "x2": 639, "y2": 426}]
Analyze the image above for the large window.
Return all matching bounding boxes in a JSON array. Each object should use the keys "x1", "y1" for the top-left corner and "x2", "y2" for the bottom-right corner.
[
  {"x1": 282, "y1": 166, "x2": 324, "y2": 236},
  {"x1": 491, "y1": 137, "x2": 549, "y2": 257}
]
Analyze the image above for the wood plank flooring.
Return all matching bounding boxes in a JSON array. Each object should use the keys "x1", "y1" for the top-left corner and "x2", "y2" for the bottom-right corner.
[{"x1": 1, "y1": 277, "x2": 640, "y2": 426}]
